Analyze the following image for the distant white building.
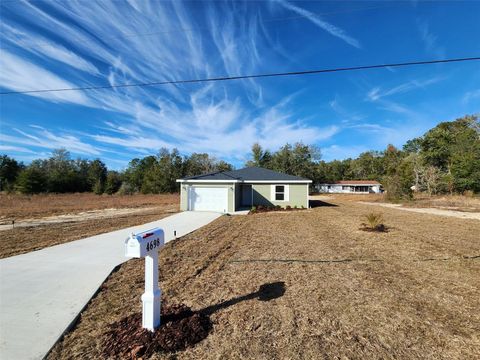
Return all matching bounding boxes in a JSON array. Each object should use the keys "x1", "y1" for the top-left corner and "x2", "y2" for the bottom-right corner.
[{"x1": 317, "y1": 180, "x2": 382, "y2": 194}]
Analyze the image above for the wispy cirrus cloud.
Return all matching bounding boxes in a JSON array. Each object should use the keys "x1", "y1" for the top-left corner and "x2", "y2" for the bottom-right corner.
[
  {"x1": 93, "y1": 93, "x2": 338, "y2": 160},
  {"x1": 463, "y1": 89, "x2": 480, "y2": 103},
  {"x1": 329, "y1": 95, "x2": 365, "y2": 123},
  {"x1": 1, "y1": 24, "x2": 100, "y2": 75},
  {"x1": 0, "y1": 145, "x2": 36, "y2": 154},
  {"x1": 1, "y1": 127, "x2": 101, "y2": 156},
  {"x1": 1, "y1": 0, "x2": 339, "y2": 165},
  {"x1": 0, "y1": 50, "x2": 90, "y2": 105},
  {"x1": 366, "y1": 76, "x2": 444, "y2": 101},
  {"x1": 417, "y1": 19, "x2": 446, "y2": 58},
  {"x1": 276, "y1": 0, "x2": 361, "y2": 48}
]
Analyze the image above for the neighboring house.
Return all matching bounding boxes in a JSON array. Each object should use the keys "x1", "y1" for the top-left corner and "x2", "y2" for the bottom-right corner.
[
  {"x1": 177, "y1": 167, "x2": 312, "y2": 213},
  {"x1": 317, "y1": 180, "x2": 382, "y2": 194}
]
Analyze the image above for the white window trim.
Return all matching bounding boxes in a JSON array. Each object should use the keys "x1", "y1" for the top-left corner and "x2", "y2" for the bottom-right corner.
[{"x1": 271, "y1": 184, "x2": 289, "y2": 202}]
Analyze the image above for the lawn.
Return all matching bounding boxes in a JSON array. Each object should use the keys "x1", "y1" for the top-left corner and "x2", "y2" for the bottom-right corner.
[
  {"x1": 328, "y1": 192, "x2": 480, "y2": 212},
  {"x1": 48, "y1": 199, "x2": 480, "y2": 359},
  {"x1": 0, "y1": 193, "x2": 179, "y2": 258}
]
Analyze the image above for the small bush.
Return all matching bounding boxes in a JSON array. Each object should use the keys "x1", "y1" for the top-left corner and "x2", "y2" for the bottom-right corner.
[
  {"x1": 361, "y1": 212, "x2": 387, "y2": 232},
  {"x1": 286, "y1": 205, "x2": 292, "y2": 210},
  {"x1": 365, "y1": 213, "x2": 383, "y2": 228}
]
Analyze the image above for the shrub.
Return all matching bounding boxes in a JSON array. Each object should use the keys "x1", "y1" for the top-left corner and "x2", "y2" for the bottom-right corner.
[
  {"x1": 361, "y1": 212, "x2": 387, "y2": 232},
  {"x1": 286, "y1": 205, "x2": 292, "y2": 210},
  {"x1": 365, "y1": 213, "x2": 383, "y2": 228},
  {"x1": 117, "y1": 182, "x2": 135, "y2": 195}
]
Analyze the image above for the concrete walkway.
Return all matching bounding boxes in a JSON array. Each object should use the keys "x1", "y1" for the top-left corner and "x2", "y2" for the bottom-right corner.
[{"x1": 0, "y1": 211, "x2": 221, "y2": 360}]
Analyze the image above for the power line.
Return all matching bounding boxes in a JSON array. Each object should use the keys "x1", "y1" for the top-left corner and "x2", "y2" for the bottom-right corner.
[{"x1": 1, "y1": 56, "x2": 479, "y2": 96}]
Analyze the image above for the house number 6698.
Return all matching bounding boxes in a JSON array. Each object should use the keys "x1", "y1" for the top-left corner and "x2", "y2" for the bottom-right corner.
[{"x1": 146, "y1": 239, "x2": 160, "y2": 251}]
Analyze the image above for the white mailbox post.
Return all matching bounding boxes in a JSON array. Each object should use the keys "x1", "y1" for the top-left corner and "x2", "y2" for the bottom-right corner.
[{"x1": 125, "y1": 227, "x2": 165, "y2": 331}]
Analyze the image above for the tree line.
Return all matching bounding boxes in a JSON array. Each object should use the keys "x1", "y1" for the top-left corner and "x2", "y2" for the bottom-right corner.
[
  {"x1": 1, "y1": 115, "x2": 478, "y2": 198},
  {"x1": 0, "y1": 148, "x2": 232, "y2": 195}
]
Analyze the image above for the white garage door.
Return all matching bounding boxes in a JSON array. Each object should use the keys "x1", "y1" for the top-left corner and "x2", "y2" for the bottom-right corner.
[{"x1": 188, "y1": 186, "x2": 228, "y2": 212}]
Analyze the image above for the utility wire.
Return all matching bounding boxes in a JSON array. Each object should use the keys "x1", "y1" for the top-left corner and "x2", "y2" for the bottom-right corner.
[{"x1": 1, "y1": 56, "x2": 480, "y2": 96}]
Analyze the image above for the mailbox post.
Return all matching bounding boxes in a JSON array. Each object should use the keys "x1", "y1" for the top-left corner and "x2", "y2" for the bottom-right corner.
[{"x1": 125, "y1": 227, "x2": 165, "y2": 331}]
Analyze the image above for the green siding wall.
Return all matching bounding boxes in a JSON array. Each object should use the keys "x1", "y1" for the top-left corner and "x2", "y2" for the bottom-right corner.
[
  {"x1": 179, "y1": 183, "x2": 235, "y2": 212},
  {"x1": 251, "y1": 183, "x2": 308, "y2": 208},
  {"x1": 180, "y1": 182, "x2": 309, "y2": 211}
]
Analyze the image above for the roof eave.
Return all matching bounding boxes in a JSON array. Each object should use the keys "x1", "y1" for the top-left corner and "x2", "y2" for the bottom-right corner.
[
  {"x1": 244, "y1": 180, "x2": 312, "y2": 183},
  {"x1": 177, "y1": 179, "x2": 311, "y2": 183},
  {"x1": 177, "y1": 179, "x2": 240, "y2": 183}
]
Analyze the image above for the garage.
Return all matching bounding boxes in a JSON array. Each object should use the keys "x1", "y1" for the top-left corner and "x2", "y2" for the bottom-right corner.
[
  {"x1": 178, "y1": 167, "x2": 312, "y2": 213},
  {"x1": 188, "y1": 186, "x2": 228, "y2": 212}
]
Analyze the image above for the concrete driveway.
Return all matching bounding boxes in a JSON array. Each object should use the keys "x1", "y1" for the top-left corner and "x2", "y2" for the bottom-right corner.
[{"x1": 0, "y1": 211, "x2": 221, "y2": 360}]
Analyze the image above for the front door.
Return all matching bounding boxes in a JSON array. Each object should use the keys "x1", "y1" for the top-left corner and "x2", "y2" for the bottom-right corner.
[{"x1": 241, "y1": 184, "x2": 252, "y2": 207}]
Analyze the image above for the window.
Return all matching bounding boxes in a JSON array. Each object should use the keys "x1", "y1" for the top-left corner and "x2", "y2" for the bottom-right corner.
[
  {"x1": 272, "y1": 184, "x2": 289, "y2": 201},
  {"x1": 275, "y1": 185, "x2": 285, "y2": 200}
]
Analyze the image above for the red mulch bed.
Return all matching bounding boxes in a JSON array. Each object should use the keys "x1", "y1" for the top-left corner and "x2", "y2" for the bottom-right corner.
[
  {"x1": 249, "y1": 205, "x2": 306, "y2": 214},
  {"x1": 102, "y1": 303, "x2": 212, "y2": 359}
]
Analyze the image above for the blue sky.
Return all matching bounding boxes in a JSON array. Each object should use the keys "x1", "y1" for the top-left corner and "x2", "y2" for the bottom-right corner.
[{"x1": 0, "y1": 0, "x2": 479, "y2": 169}]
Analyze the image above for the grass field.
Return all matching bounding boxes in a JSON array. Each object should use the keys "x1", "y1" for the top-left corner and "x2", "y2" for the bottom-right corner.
[
  {"x1": 327, "y1": 192, "x2": 480, "y2": 212},
  {"x1": 0, "y1": 193, "x2": 179, "y2": 219},
  {"x1": 0, "y1": 193, "x2": 179, "y2": 258},
  {"x1": 48, "y1": 198, "x2": 480, "y2": 359}
]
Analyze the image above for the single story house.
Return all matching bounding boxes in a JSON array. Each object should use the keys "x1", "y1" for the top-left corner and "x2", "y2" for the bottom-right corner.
[
  {"x1": 317, "y1": 180, "x2": 382, "y2": 194},
  {"x1": 177, "y1": 167, "x2": 312, "y2": 213}
]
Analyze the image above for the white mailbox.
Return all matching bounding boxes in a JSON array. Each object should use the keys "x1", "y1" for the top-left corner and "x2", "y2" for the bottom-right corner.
[
  {"x1": 125, "y1": 228, "x2": 165, "y2": 258},
  {"x1": 125, "y1": 227, "x2": 165, "y2": 331}
]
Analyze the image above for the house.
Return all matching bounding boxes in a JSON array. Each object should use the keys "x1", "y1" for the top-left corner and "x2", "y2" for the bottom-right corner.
[
  {"x1": 317, "y1": 180, "x2": 382, "y2": 194},
  {"x1": 177, "y1": 167, "x2": 312, "y2": 212}
]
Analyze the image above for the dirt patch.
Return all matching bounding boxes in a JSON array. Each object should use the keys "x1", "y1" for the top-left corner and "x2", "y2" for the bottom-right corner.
[
  {"x1": 102, "y1": 303, "x2": 212, "y2": 358},
  {"x1": 360, "y1": 224, "x2": 388, "y2": 232},
  {"x1": 0, "y1": 206, "x2": 176, "y2": 231},
  {"x1": 48, "y1": 200, "x2": 480, "y2": 359},
  {"x1": 0, "y1": 193, "x2": 179, "y2": 258},
  {"x1": 0, "y1": 209, "x2": 175, "y2": 259},
  {"x1": 0, "y1": 193, "x2": 179, "y2": 221}
]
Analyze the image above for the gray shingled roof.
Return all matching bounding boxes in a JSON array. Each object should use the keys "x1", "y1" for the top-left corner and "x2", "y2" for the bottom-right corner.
[{"x1": 180, "y1": 167, "x2": 311, "y2": 182}]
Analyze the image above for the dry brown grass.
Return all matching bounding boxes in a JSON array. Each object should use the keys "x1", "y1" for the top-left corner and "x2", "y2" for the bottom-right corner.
[
  {"x1": 326, "y1": 193, "x2": 388, "y2": 202},
  {"x1": 0, "y1": 193, "x2": 179, "y2": 220},
  {"x1": 327, "y1": 193, "x2": 480, "y2": 212},
  {"x1": 48, "y1": 199, "x2": 480, "y2": 360},
  {"x1": 404, "y1": 194, "x2": 480, "y2": 212},
  {"x1": 0, "y1": 209, "x2": 175, "y2": 259},
  {"x1": 0, "y1": 193, "x2": 179, "y2": 258}
]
